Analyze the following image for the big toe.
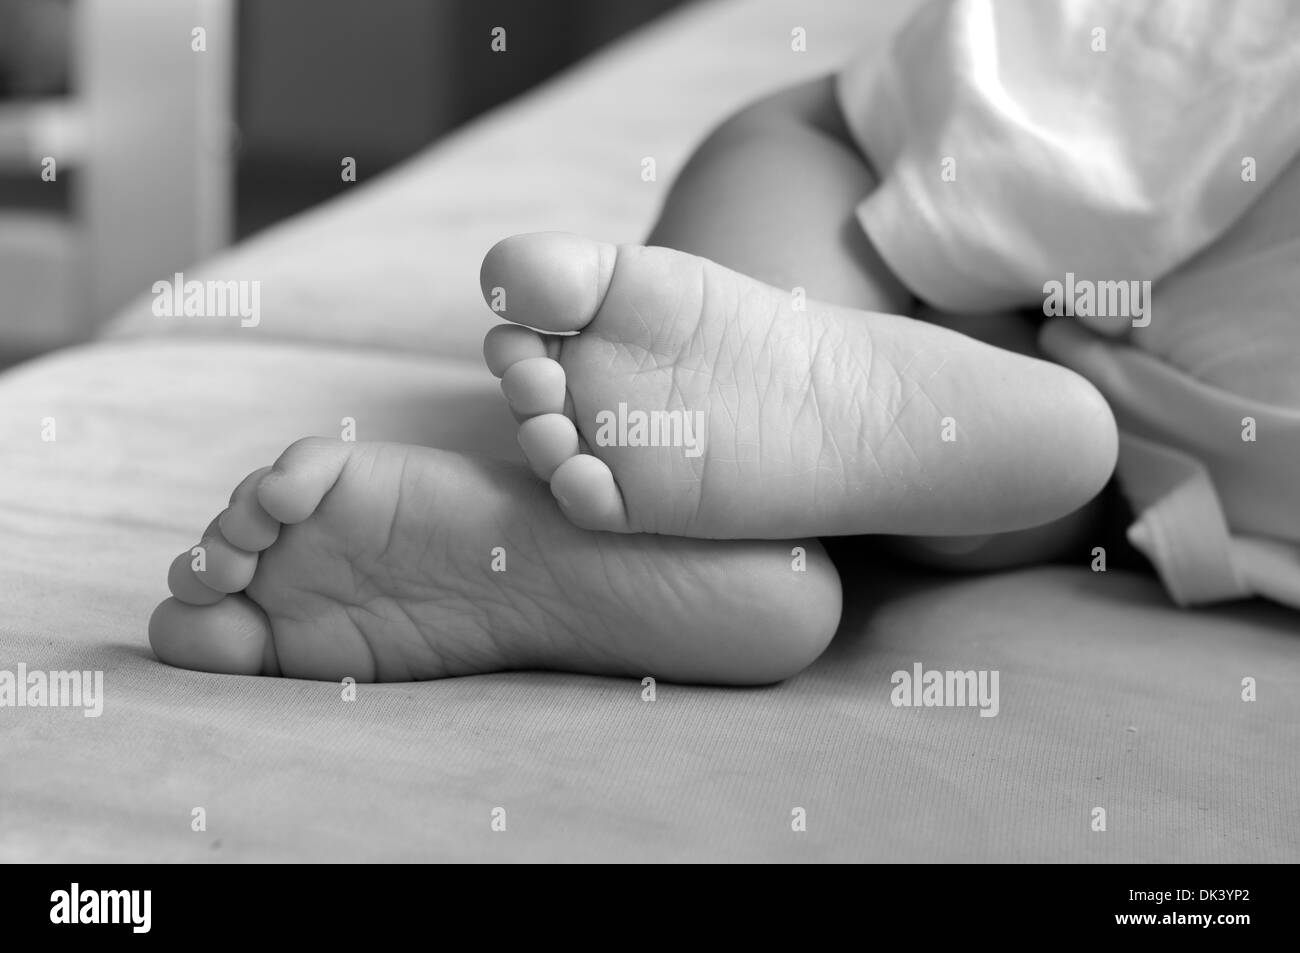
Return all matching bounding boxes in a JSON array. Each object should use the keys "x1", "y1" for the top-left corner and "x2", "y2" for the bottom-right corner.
[
  {"x1": 149, "y1": 595, "x2": 279, "y2": 676},
  {"x1": 479, "y1": 232, "x2": 618, "y2": 333}
]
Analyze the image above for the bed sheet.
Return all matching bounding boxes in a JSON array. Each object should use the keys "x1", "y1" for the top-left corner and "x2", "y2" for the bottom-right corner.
[{"x1": 1, "y1": 341, "x2": 1296, "y2": 862}]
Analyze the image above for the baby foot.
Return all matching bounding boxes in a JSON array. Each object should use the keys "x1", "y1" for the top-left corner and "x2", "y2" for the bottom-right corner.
[
  {"x1": 481, "y1": 232, "x2": 1117, "y2": 539},
  {"x1": 149, "y1": 438, "x2": 840, "y2": 684}
]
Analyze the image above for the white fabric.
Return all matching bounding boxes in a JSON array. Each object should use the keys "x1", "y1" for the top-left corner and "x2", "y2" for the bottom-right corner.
[
  {"x1": 837, "y1": 0, "x2": 1300, "y2": 610},
  {"x1": 837, "y1": 0, "x2": 1300, "y2": 313},
  {"x1": 1041, "y1": 320, "x2": 1300, "y2": 609}
]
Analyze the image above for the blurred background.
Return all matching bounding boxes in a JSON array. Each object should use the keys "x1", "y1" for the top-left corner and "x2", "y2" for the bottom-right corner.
[{"x1": 0, "y1": 0, "x2": 684, "y2": 365}]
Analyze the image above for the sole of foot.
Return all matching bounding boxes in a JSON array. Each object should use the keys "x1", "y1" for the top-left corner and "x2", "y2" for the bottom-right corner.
[
  {"x1": 149, "y1": 438, "x2": 841, "y2": 685},
  {"x1": 480, "y1": 232, "x2": 1118, "y2": 540}
]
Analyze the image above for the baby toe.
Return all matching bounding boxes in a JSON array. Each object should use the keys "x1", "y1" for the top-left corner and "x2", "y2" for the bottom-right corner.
[
  {"x1": 501, "y1": 357, "x2": 567, "y2": 418},
  {"x1": 167, "y1": 550, "x2": 226, "y2": 606},
  {"x1": 219, "y1": 472, "x2": 281, "y2": 551},
  {"x1": 483, "y1": 324, "x2": 548, "y2": 378},
  {"x1": 195, "y1": 531, "x2": 259, "y2": 594},
  {"x1": 256, "y1": 437, "x2": 351, "y2": 524},
  {"x1": 518, "y1": 413, "x2": 580, "y2": 480},
  {"x1": 550, "y1": 453, "x2": 630, "y2": 533},
  {"x1": 219, "y1": 501, "x2": 279, "y2": 553}
]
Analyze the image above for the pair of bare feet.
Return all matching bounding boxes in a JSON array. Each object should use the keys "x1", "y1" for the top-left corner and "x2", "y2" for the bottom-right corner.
[{"x1": 149, "y1": 233, "x2": 1117, "y2": 684}]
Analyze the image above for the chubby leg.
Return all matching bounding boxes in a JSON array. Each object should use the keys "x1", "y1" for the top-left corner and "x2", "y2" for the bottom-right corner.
[{"x1": 647, "y1": 75, "x2": 911, "y2": 317}]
